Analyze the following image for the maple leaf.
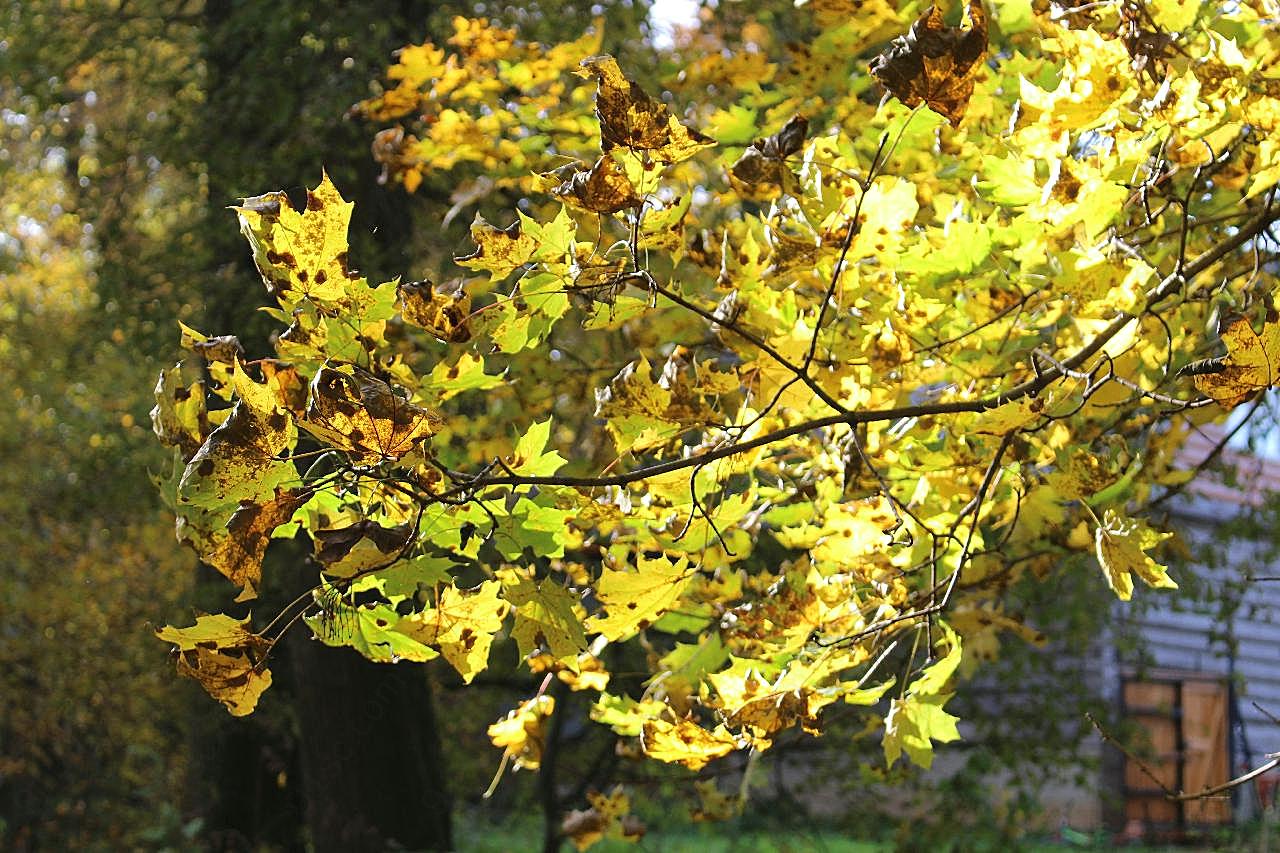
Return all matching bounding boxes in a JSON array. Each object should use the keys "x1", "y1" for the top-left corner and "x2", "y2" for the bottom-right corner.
[
  {"x1": 501, "y1": 571, "x2": 588, "y2": 662},
  {"x1": 397, "y1": 278, "x2": 472, "y2": 343},
  {"x1": 729, "y1": 115, "x2": 809, "y2": 199},
  {"x1": 590, "y1": 693, "x2": 671, "y2": 737},
  {"x1": 883, "y1": 693, "x2": 961, "y2": 769},
  {"x1": 312, "y1": 519, "x2": 411, "y2": 578},
  {"x1": 234, "y1": 174, "x2": 357, "y2": 303},
  {"x1": 300, "y1": 365, "x2": 442, "y2": 465},
  {"x1": 561, "y1": 787, "x2": 645, "y2": 851},
  {"x1": 151, "y1": 363, "x2": 209, "y2": 460},
  {"x1": 156, "y1": 614, "x2": 273, "y2": 717},
  {"x1": 586, "y1": 555, "x2": 692, "y2": 640},
  {"x1": 1188, "y1": 313, "x2": 1280, "y2": 409},
  {"x1": 869, "y1": 0, "x2": 988, "y2": 126},
  {"x1": 488, "y1": 694, "x2": 556, "y2": 771},
  {"x1": 152, "y1": 0, "x2": 1280, "y2": 783},
  {"x1": 507, "y1": 418, "x2": 567, "y2": 477},
  {"x1": 425, "y1": 351, "x2": 505, "y2": 403},
  {"x1": 907, "y1": 623, "x2": 963, "y2": 695},
  {"x1": 455, "y1": 214, "x2": 536, "y2": 280},
  {"x1": 640, "y1": 719, "x2": 739, "y2": 770},
  {"x1": 306, "y1": 600, "x2": 438, "y2": 663},
  {"x1": 690, "y1": 780, "x2": 738, "y2": 822},
  {"x1": 176, "y1": 362, "x2": 300, "y2": 601},
  {"x1": 560, "y1": 783, "x2": 645, "y2": 850},
  {"x1": 395, "y1": 580, "x2": 509, "y2": 682},
  {"x1": 1094, "y1": 509, "x2": 1176, "y2": 601},
  {"x1": 549, "y1": 154, "x2": 642, "y2": 214},
  {"x1": 578, "y1": 55, "x2": 716, "y2": 163}
]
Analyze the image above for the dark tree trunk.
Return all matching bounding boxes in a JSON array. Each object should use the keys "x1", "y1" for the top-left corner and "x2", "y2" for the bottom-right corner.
[
  {"x1": 192, "y1": 2, "x2": 454, "y2": 849},
  {"x1": 287, "y1": 634, "x2": 454, "y2": 852}
]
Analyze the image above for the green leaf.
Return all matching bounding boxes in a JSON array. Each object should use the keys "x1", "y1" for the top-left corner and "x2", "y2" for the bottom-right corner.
[
  {"x1": 426, "y1": 352, "x2": 505, "y2": 403},
  {"x1": 305, "y1": 601, "x2": 438, "y2": 663},
  {"x1": 509, "y1": 418, "x2": 567, "y2": 477}
]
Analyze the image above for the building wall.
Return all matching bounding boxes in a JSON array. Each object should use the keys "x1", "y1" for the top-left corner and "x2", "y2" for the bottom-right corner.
[{"x1": 1109, "y1": 481, "x2": 1280, "y2": 825}]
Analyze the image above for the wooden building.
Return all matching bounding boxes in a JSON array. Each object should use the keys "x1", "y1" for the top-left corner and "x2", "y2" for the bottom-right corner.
[{"x1": 1083, "y1": 428, "x2": 1280, "y2": 836}]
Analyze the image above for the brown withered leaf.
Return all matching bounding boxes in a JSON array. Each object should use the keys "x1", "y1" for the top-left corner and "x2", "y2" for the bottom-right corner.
[
  {"x1": 301, "y1": 365, "x2": 443, "y2": 465},
  {"x1": 1119, "y1": 2, "x2": 1175, "y2": 83},
  {"x1": 730, "y1": 115, "x2": 809, "y2": 199},
  {"x1": 192, "y1": 335, "x2": 245, "y2": 364},
  {"x1": 209, "y1": 487, "x2": 310, "y2": 589},
  {"x1": 398, "y1": 278, "x2": 472, "y2": 343},
  {"x1": 568, "y1": 250, "x2": 633, "y2": 310},
  {"x1": 578, "y1": 55, "x2": 716, "y2": 163},
  {"x1": 552, "y1": 154, "x2": 642, "y2": 214},
  {"x1": 176, "y1": 363, "x2": 299, "y2": 601},
  {"x1": 313, "y1": 519, "x2": 412, "y2": 577},
  {"x1": 869, "y1": 0, "x2": 988, "y2": 126}
]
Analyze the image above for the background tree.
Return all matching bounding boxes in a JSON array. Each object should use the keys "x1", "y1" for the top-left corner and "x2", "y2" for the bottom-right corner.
[{"x1": 3, "y1": 2, "x2": 659, "y2": 849}]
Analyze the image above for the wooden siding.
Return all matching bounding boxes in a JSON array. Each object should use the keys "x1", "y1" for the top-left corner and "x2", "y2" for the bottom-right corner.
[{"x1": 1112, "y1": 457, "x2": 1280, "y2": 827}]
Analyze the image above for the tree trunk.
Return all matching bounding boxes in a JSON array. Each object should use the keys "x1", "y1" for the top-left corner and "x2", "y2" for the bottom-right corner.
[
  {"x1": 193, "y1": 2, "x2": 454, "y2": 848},
  {"x1": 287, "y1": 633, "x2": 454, "y2": 852}
]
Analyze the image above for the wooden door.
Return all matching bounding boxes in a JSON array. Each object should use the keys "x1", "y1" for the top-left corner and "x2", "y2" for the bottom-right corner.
[{"x1": 1121, "y1": 676, "x2": 1231, "y2": 829}]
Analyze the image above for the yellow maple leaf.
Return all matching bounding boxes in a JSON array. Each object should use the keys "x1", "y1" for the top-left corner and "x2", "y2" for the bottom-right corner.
[
  {"x1": 1094, "y1": 508, "x2": 1176, "y2": 601},
  {"x1": 501, "y1": 570, "x2": 588, "y2": 662},
  {"x1": 883, "y1": 693, "x2": 961, "y2": 769},
  {"x1": 1191, "y1": 314, "x2": 1280, "y2": 408},
  {"x1": 640, "y1": 719, "x2": 738, "y2": 770},
  {"x1": 234, "y1": 173, "x2": 356, "y2": 304},
  {"x1": 488, "y1": 694, "x2": 555, "y2": 771},
  {"x1": 395, "y1": 580, "x2": 509, "y2": 683},
  {"x1": 455, "y1": 214, "x2": 537, "y2": 280},
  {"x1": 156, "y1": 614, "x2": 272, "y2": 717},
  {"x1": 586, "y1": 555, "x2": 691, "y2": 640}
]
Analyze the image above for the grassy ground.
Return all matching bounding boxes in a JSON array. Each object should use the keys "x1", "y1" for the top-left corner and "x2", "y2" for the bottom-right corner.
[
  {"x1": 456, "y1": 825, "x2": 884, "y2": 852},
  {"x1": 454, "y1": 820, "x2": 1235, "y2": 852}
]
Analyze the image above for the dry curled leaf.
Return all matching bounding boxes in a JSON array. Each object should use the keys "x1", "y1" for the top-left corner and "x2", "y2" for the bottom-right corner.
[
  {"x1": 578, "y1": 55, "x2": 716, "y2": 163},
  {"x1": 729, "y1": 115, "x2": 809, "y2": 199},
  {"x1": 301, "y1": 365, "x2": 442, "y2": 465},
  {"x1": 313, "y1": 519, "x2": 412, "y2": 572},
  {"x1": 640, "y1": 718, "x2": 738, "y2": 770},
  {"x1": 156, "y1": 614, "x2": 273, "y2": 717},
  {"x1": 551, "y1": 154, "x2": 642, "y2": 214},
  {"x1": 869, "y1": 0, "x2": 988, "y2": 126},
  {"x1": 398, "y1": 278, "x2": 472, "y2": 343}
]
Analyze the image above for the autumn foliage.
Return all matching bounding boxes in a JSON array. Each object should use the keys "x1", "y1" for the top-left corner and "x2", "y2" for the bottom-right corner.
[{"x1": 153, "y1": 0, "x2": 1280, "y2": 837}]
